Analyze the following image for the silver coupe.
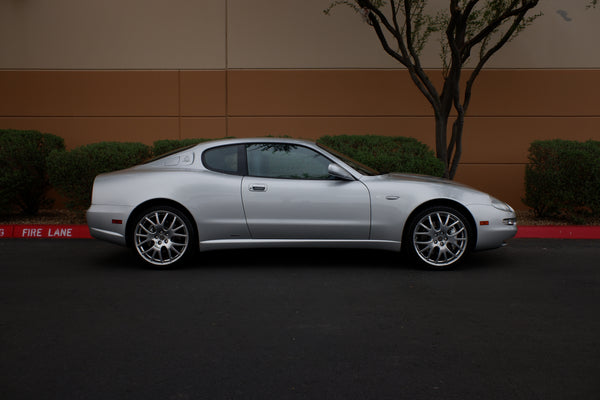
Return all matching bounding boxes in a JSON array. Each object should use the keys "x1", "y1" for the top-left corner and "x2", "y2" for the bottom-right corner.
[{"x1": 87, "y1": 138, "x2": 517, "y2": 269}]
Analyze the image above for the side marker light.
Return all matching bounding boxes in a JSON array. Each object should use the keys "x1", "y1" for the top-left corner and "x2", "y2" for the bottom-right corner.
[{"x1": 112, "y1": 219, "x2": 123, "y2": 225}]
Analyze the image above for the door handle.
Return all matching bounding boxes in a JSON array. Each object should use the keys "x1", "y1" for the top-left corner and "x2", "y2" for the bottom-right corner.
[{"x1": 249, "y1": 184, "x2": 267, "y2": 192}]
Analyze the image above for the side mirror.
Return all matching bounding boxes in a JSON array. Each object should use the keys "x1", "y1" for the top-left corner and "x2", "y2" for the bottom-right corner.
[{"x1": 328, "y1": 163, "x2": 354, "y2": 181}]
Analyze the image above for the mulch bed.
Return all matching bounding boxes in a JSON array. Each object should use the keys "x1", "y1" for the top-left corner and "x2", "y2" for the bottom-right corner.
[{"x1": 0, "y1": 209, "x2": 87, "y2": 225}]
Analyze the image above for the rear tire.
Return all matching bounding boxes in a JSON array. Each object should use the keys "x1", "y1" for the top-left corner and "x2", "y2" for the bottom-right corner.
[
  {"x1": 404, "y1": 206, "x2": 472, "y2": 270},
  {"x1": 131, "y1": 205, "x2": 196, "y2": 268}
]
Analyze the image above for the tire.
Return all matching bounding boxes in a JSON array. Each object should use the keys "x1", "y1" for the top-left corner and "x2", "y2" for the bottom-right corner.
[
  {"x1": 404, "y1": 206, "x2": 472, "y2": 269},
  {"x1": 131, "y1": 205, "x2": 196, "y2": 268}
]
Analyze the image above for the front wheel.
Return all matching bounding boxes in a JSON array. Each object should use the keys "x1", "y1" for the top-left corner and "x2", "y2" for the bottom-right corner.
[
  {"x1": 404, "y1": 206, "x2": 472, "y2": 269},
  {"x1": 131, "y1": 206, "x2": 196, "y2": 268}
]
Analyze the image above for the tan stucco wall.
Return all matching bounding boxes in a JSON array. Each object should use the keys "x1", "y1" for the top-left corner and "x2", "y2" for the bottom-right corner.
[
  {"x1": 228, "y1": 0, "x2": 600, "y2": 69},
  {"x1": 1, "y1": 0, "x2": 598, "y2": 69},
  {"x1": 0, "y1": 0, "x2": 226, "y2": 69}
]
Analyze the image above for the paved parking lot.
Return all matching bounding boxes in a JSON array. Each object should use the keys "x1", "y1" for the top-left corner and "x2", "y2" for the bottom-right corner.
[{"x1": 1, "y1": 239, "x2": 599, "y2": 400}]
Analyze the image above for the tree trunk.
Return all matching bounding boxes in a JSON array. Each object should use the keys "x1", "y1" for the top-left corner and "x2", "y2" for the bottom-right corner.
[
  {"x1": 434, "y1": 113, "x2": 450, "y2": 178},
  {"x1": 448, "y1": 114, "x2": 464, "y2": 180}
]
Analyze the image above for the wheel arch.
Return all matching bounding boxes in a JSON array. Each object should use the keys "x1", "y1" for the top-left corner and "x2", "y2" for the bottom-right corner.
[
  {"x1": 402, "y1": 199, "x2": 478, "y2": 250},
  {"x1": 125, "y1": 198, "x2": 198, "y2": 248}
]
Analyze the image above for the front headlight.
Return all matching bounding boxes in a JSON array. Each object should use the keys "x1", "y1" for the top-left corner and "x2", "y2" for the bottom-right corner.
[{"x1": 490, "y1": 196, "x2": 514, "y2": 212}]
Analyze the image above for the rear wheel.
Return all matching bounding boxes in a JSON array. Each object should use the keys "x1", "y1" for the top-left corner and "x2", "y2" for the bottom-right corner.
[
  {"x1": 131, "y1": 206, "x2": 196, "y2": 268},
  {"x1": 405, "y1": 206, "x2": 472, "y2": 269}
]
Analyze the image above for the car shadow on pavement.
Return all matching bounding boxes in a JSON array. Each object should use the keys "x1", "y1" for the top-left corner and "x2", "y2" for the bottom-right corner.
[{"x1": 89, "y1": 241, "x2": 511, "y2": 272}]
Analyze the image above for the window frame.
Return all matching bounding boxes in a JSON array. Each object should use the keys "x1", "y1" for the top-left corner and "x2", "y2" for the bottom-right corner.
[
  {"x1": 202, "y1": 142, "x2": 349, "y2": 181},
  {"x1": 244, "y1": 143, "x2": 336, "y2": 180}
]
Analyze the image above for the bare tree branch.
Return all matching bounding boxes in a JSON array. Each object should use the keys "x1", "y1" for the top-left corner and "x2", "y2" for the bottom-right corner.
[
  {"x1": 326, "y1": 0, "x2": 542, "y2": 178},
  {"x1": 464, "y1": 0, "x2": 538, "y2": 62}
]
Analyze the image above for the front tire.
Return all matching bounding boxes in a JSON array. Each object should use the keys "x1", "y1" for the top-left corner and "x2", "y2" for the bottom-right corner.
[
  {"x1": 404, "y1": 206, "x2": 472, "y2": 269},
  {"x1": 131, "y1": 206, "x2": 196, "y2": 268}
]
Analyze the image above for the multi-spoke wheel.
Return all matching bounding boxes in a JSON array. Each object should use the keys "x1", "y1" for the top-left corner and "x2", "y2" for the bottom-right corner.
[
  {"x1": 132, "y1": 206, "x2": 195, "y2": 267},
  {"x1": 405, "y1": 206, "x2": 472, "y2": 269}
]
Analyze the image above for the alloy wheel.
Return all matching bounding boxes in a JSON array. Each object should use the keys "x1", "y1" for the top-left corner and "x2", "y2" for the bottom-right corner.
[
  {"x1": 412, "y1": 210, "x2": 468, "y2": 267},
  {"x1": 134, "y1": 209, "x2": 190, "y2": 266}
]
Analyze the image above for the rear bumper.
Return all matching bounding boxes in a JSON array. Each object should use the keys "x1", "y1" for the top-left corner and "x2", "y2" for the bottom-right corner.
[{"x1": 86, "y1": 204, "x2": 133, "y2": 246}]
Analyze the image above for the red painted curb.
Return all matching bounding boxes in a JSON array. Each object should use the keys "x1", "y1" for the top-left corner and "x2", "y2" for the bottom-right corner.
[
  {"x1": 0, "y1": 225, "x2": 13, "y2": 238},
  {"x1": 0, "y1": 225, "x2": 92, "y2": 239},
  {"x1": 1, "y1": 224, "x2": 599, "y2": 240},
  {"x1": 515, "y1": 226, "x2": 600, "y2": 239}
]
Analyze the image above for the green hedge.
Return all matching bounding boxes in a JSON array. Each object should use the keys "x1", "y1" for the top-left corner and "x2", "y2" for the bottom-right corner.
[
  {"x1": 524, "y1": 139, "x2": 600, "y2": 222},
  {"x1": 47, "y1": 142, "x2": 151, "y2": 209},
  {"x1": 7, "y1": 131, "x2": 600, "y2": 221},
  {"x1": 0, "y1": 129, "x2": 65, "y2": 215},
  {"x1": 1, "y1": 133, "x2": 469, "y2": 214},
  {"x1": 317, "y1": 135, "x2": 445, "y2": 176}
]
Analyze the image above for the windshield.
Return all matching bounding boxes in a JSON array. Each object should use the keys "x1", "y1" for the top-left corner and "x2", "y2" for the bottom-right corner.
[{"x1": 317, "y1": 143, "x2": 379, "y2": 176}]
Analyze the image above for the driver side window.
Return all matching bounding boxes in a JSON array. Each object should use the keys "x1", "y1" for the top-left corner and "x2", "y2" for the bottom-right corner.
[{"x1": 246, "y1": 144, "x2": 332, "y2": 180}]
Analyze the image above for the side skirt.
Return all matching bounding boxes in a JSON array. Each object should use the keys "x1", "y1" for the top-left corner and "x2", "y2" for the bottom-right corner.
[{"x1": 199, "y1": 239, "x2": 401, "y2": 252}]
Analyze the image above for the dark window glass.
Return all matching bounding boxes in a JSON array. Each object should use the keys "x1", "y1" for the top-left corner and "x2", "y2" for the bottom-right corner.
[
  {"x1": 203, "y1": 145, "x2": 240, "y2": 174},
  {"x1": 246, "y1": 144, "x2": 332, "y2": 179}
]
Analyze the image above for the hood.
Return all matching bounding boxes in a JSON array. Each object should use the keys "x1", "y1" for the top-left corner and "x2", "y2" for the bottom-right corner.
[
  {"x1": 378, "y1": 173, "x2": 471, "y2": 188},
  {"x1": 363, "y1": 173, "x2": 492, "y2": 204}
]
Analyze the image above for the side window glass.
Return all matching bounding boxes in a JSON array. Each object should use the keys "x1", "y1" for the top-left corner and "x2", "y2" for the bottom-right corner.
[
  {"x1": 246, "y1": 144, "x2": 332, "y2": 180},
  {"x1": 203, "y1": 145, "x2": 240, "y2": 175}
]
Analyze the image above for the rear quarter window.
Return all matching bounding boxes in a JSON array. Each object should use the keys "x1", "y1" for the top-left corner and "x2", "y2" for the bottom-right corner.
[{"x1": 202, "y1": 145, "x2": 241, "y2": 175}]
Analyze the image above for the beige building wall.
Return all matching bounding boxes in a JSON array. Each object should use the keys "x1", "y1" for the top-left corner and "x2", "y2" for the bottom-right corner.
[
  {"x1": 2, "y1": 0, "x2": 599, "y2": 69},
  {"x1": 228, "y1": 0, "x2": 600, "y2": 69},
  {"x1": 1, "y1": 0, "x2": 599, "y2": 209},
  {"x1": 0, "y1": 0, "x2": 226, "y2": 69}
]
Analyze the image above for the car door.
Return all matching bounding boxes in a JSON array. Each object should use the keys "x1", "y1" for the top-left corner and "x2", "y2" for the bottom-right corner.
[
  {"x1": 241, "y1": 143, "x2": 371, "y2": 240},
  {"x1": 197, "y1": 143, "x2": 250, "y2": 241}
]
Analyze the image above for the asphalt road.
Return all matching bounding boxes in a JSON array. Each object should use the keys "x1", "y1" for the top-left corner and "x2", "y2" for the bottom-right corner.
[{"x1": 1, "y1": 239, "x2": 599, "y2": 400}]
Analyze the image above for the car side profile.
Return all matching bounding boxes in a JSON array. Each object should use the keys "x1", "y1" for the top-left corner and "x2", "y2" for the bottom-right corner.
[{"x1": 87, "y1": 138, "x2": 517, "y2": 269}]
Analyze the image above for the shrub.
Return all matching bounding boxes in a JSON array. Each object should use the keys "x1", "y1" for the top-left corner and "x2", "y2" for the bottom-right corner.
[
  {"x1": 0, "y1": 129, "x2": 65, "y2": 215},
  {"x1": 47, "y1": 142, "x2": 151, "y2": 209},
  {"x1": 317, "y1": 135, "x2": 445, "y2": 177},
  {"x1": 524, "y1": 139, "x2": 600, "y2": 222},
  {"x1": 152, "y1": 138, "x2": 212, "y2": 157}
]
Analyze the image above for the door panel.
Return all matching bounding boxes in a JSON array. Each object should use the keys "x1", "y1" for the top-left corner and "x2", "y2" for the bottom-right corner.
[
  {"x1": 190, "y1": 172, "x2": 250, "y2": 241},
  {"x1": 242, "y1": 177, "x2": 370, "y2": 239}
]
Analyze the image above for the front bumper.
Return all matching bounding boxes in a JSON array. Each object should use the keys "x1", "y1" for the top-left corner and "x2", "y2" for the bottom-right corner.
[{"x1": 469, "y1": 204, "x2": 518, "y2": 251}]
